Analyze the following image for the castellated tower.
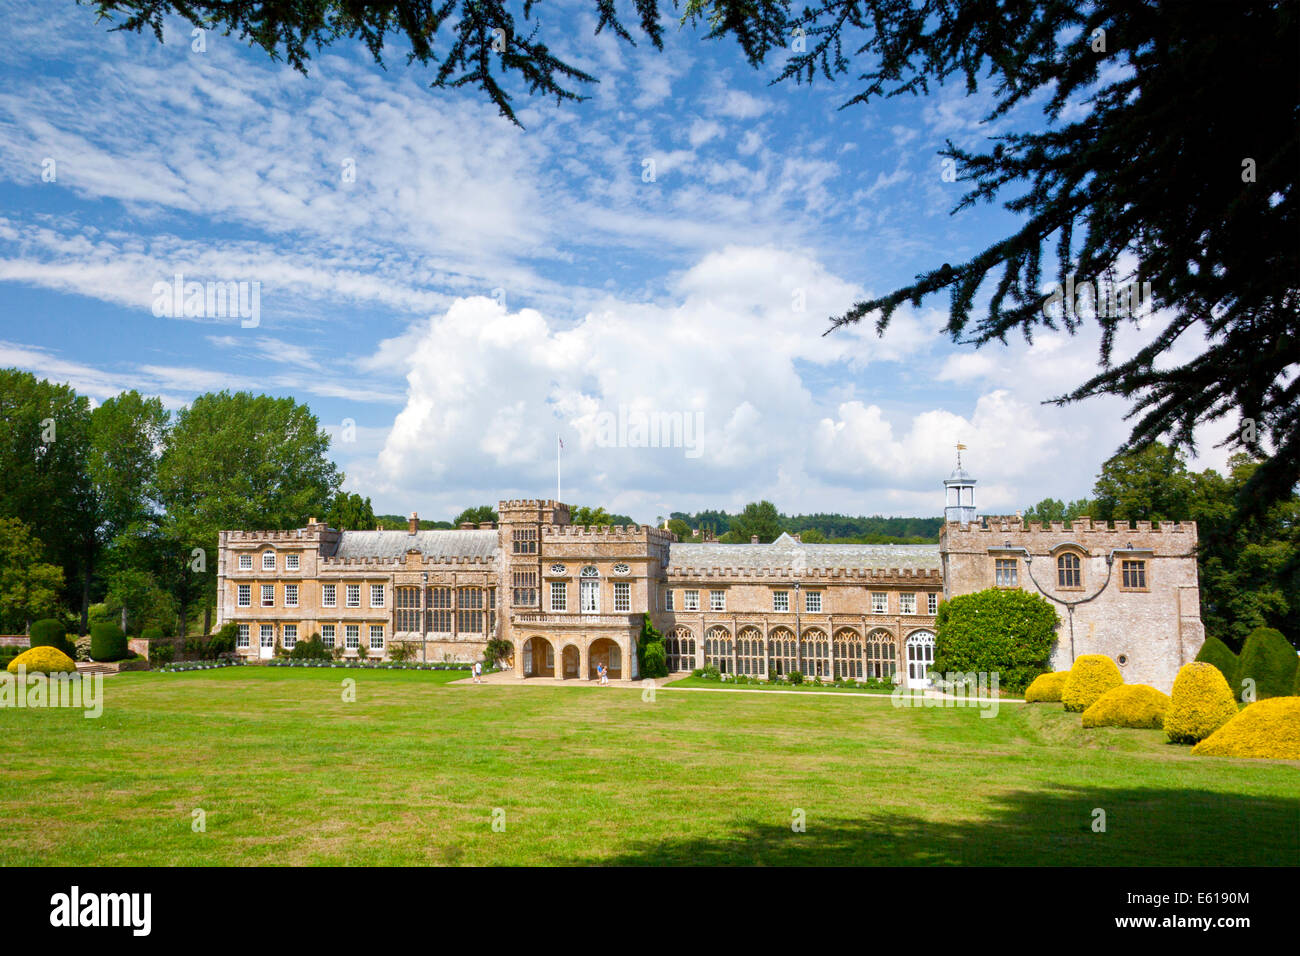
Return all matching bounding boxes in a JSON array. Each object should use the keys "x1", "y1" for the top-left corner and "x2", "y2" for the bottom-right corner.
[{"x1": 943, "y1": 443, "x2": 977, "y2": 525}]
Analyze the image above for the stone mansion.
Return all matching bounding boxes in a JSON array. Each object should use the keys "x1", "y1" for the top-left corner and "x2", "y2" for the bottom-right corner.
[{"x1": 216, "y1": 461, "x2": 1206, "y2": 691}]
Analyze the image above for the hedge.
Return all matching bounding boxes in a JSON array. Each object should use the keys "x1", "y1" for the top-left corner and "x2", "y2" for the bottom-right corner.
[
  {"x1": 640, "y1": 641, "x2": 667, "y2": 678},
  {"x1": 1236, "y1": 627, "x2": 1299, "y2": 700},
  {"x1": 1024, "y1": 671, "x2": 1070, "y2": 703},
  {"x1": 89, "y1": 622, "x2": 129, "y2": 662},
  {"x1": 1062, "y1": 655, "x2": 1123, "y2": 712},
  {"x1": 933, "y1": 588, "x2": 1060, "y2": 691},
  {"x1": 1164, "y1": 662, "x2": 1239, "y2": 744},
  {"x1": 1193, "y1": 636, "x2": 1239, "y2": 694},
  {"x1": 1081, "y1": 684, "x2": 1171, "y2": 729},
  {"x1": 28, "y1": 618, "x2": 71, "y2": 655},
  {"x1": 7, "y1": 645, "x2": 77, "y2": 675},
  {"x1": 1192, "y1": 698, "x2": 1300, "y2": 759}
]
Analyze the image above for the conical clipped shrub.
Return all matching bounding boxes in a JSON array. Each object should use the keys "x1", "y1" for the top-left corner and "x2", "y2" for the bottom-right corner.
[
  {"x1": 1194, "y1": 636, "x2": 1239, "y2": 694},
  {"x1": 1192, "y1": 698, "x2": 1300, "y2": 759},
  {"x1": 1062, "y1": 655, "x2": 1123, "y2": 713},
  {"x1": 1024, "y1": 671, "x2": 1070, "y2": 702},
  {"x1": 28, "y1": 618, "x2": 72, "y2": 656},
  {"x1": 1236, "y1": 627, "x2": 1299, "y2": 700},
  {"x1": 7, "y1": 645, "x2": 76, "y2": 675},
  {"x1": 1081, "y1": 684, "x2": 1171, "y2": 729},
  {"x1": 1164, "y1": 662, "x2": 1239, "y2": 744},
  {"x1": 89, "y1": 623, "x2": 128, "y2": 662}
]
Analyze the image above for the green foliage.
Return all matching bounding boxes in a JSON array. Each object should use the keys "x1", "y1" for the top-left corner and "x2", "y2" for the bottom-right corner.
[
  {"x1": 1236, "y1": 627, "x2": 1299, "y2": 701},
  {"x1": 289, "y1": 636, "x2": 332, "y2": 661},
  {"x1": 1062, "y1": 655, "x2": 1124, "y2": 713},
  {"x1": 1021, "y1": 498, "x2": 1094, "y2": 525},
  {"x1": 933, "y1": 588, "x2": 1060, "y2": 692},
  {"x1": 725, "y1": 501, "x2": 782, "y2": 543},
  {"x1": 569, "y1": 505, "x2": 635, "y2": 527},
  {"x1": 89, "y1": 622, "x2": 128, "y2": 662},
  {"x1": 787, "y1": 670, "x2": 804, "y2": 685},
  {"x1": 1165, "y1": 663, "x2": 1240, "y2": 745},
  {"x1": 636, "y1": 613, "x2": 667, "y2": 678},
  {"x1": 205, "y1": 623, "x2": 238, "y2": 660},
  {"x1": 28, "y1": 618, "x2": 71, "y2": 656},
  {"x1": 386, "y1": 640, "x2": 416, "y2": 662},
  {"x1": 483, "y1": 637, "x2": 513, "y2": 666},
  {"x1": 672, "y1": 508, "x2": 943, "y2": 543},
  {"x1": 1193, "y1": 637, "x2": 1240, "y2": 695},
  {"x1": 666, "y1": 518, "x2": 692, "y2": 540},
  {"x1": 640, "y1": 641, "x2": 666, "y2": 678},
  {"x1": 0, "y1": 517, "x2": 66, "y2": 632},
  {"x1": 452, "y1": 504, "x2": 499, "y2": 527},
  {"x1": 8, "y1": 645, "x2": 76, "y2": 675},
  {"x1": 326, "y1": 492, "x2": 377, "y2": 530}
]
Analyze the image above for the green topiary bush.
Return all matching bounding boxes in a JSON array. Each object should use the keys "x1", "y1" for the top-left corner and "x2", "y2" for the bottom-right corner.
[
  {"x1": 1081, "y1": 684, "x2": 1171, "y2": 729},
  {"x1": 28, "y1": 618, "x2": 72, "y2": 656},
  {"x1": 205, "y1": 623, "x2": 238, "y2": 660},
  {"x1": 1236, "y1": 626, "x2": 1299, "y2": 700},
  {"x1": 1062, "y1": 655, "x2": 1123, "y2": 712},
  {"x1": 933, "y1": 588, "x2": 1060, "y2": 692},
  {"x1": 1164, "y1": 662, "x2": 1240, "y2": 744},
  {"x1": 1194, "y1": 636, "x2": 1239, "y2": 693},
  {"x1": 89, "y1": 623, "x2": 128, "y2": 662},
  {"x1": 1024, "y1": 671, "x2": 1070, "y2": 702}
]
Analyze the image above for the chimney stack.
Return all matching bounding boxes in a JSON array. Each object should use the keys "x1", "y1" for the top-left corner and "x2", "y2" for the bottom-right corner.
[
  {"x1": 793, "y1": 533, "x2": 802, "y2": 543},
  {"x1": 751, "y1": 535, "x2": 759, "y2": 544},
  {"x1": 408, "y1": 512, "x2": 419, "y2": 535}
]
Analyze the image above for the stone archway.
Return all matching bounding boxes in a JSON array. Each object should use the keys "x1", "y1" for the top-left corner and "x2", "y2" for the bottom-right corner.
[
  {"x1": 588, "y1": 638, "x2": 623, "y2": 680},
  {"x1": 561, "y1": 644, "x2": 580, "y2": 679},
  {"x1": 522, "y1": 636, "x2": 556, "y2": 678}
]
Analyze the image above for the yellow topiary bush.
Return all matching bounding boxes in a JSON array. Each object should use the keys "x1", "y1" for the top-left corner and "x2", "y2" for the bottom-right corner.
[
  {"x1": 7, "y1": 645, "x2": 77, "y2": 675},
  {"x1": 1081, "y1": 684, "x2": 1171, "y2": 729},
  {"x1": 1192, "y1": 698, "x2": 1300, "y2": 759},
  {"x1": 1164, "y1": 662, "x2": 1240, "y2": 744},
  {"x1": 1061, "y1": 655, "x2": 1123, "y2": 712},
  {"x1": 1024, "y1": 671, "x2": 1070, "y2": 702}
]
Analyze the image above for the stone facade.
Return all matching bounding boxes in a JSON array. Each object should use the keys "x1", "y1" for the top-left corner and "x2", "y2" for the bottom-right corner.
[{"x1": 216, "y1": 464, "x2": 1204, "y2": 691}]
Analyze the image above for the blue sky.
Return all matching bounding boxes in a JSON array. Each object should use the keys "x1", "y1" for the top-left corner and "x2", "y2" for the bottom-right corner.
[{"x1": 0, "y1": 1, "x2": 1231, "y2": 523}]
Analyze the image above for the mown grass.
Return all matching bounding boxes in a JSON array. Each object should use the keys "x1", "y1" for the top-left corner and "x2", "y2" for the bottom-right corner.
[{"x1": 2, "y1": 667, "x2": 1295, "y2": 866}]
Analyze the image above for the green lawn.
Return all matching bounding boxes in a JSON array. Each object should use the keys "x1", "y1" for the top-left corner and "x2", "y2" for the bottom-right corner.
[
  {"x1": 2, "y1": 667, "x2": 1295, "y2": 865},
  {"x1": 665, "y1": 675, "x2": 896, "y2": 695}
]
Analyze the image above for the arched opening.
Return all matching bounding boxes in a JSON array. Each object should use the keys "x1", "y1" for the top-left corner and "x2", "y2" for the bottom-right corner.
[
  {"x1": 522, "y1": 636, "x2": 556, "y2": 678},
  {"x1": 561, "y1": 644, "x2": 580, "y2": 679},
  {"x1": 704, "y1": 626, "x2": 733, "y2": 674},
  {"x1": 666, "y1": 626, "x2": 695, "y2": 672},
  {"x1": 906, "y1": 630, "x2": 936, "y2": 688},
  {"x1": 737, "y1": 626, "x2": 764, "y2": 675},
  {"x1": 588, "y1": 638, "x2": 623, "y2": 680},
  {"x1": 865, "y1": 629, "x2": 897, "y2": 681},
  {"x1": 801, "y1": 628, "x2": 829, "y2": 678},
  {"x1": 767, "y1": 627, "x2": 795, "y2": 676},
  {"x1": 833, "y1": 627, "x2": 862, "y2": 679}
]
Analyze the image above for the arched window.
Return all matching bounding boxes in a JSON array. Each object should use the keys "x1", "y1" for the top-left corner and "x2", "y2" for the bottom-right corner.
[
  {"x1": 579, "y1": 566, "x2": 600, "y2": 613},
  {"x1": 1057, "y1": 551, "x2": 1082, "y2": 588},
  {"x1": 737, "y1": 626, "x2": 764, "y2": 675},
  {"x1": 833, "y1": 628, "x2": 862, "y2": 679},
  {"x1": 704, "y1": 626, "x2": 733, "y2": 674},
  {"x1": 865, "y1": 629, "x2": 897, "y2": 681},
  {"x1": 667, "y1": 625, "x2": 695, "y2": 672},
  {"x1": 767, "y1": 627, "x2": 796, "y2": 676},
  {"x1": 906, "y1": 630, "x2": 936, "y2": 685},
  {"x1": 801, "y1": 628, "x2": 829, "y2": 678}
]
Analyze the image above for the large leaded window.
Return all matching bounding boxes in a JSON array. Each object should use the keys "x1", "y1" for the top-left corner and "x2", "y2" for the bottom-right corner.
[
  {"x1": 865, "y1": 630, "x2": 897, "y2": 680},
  {"x1": 805, "y1": 591, "x2": 822, "y2": 614},
  {"x1": 772, "y1": 590, "x2": 789, "y2": 613},
  {"x1": 457, "y1": 587, "x2": 485, "y2": 633},
  {"x1": 833, "y1": 629, "x2": 863, "y2": 679},
  {"x1": 871, "y1": 592, "x2": 888, "y2": 614},
  {"x1": 429, "y1": 587, "x2": 452, "y2": 632},
  {"x1": 550, "y1": 581, "x2": 567, "y2": 612},
  {"x1": 801, "y1": 628, "x2": 829, "y2": 677},
  {"x1": 512, "y1": 528, "x2": 537, "y2": 554},
  {"x1": 737, "y1": 627, "x2": 764, "y2": 675},
  {"x1": 512, "y1": 571, "x2": 538, "y2": 607},
  {"x1": 614, "y1": 581, "x2": 631, "y2": 613},
  {"x1": 395, "y1": 587, "x2": 421, "y2": 632},
  {"x1": 704, "y1": 626, "x2": 733, "y2": 674},
  {"x1": 666, "y1": 626, "x2": 695, "y2": 672},
  {"x1": 682, "y1": 589, "x2": 699, "y2": 611},
  {"x1": 1121, "y1": 559, "x2": 1148, "y2": 590},
  {"x1": 767, "y1": 628, "x2": 797, "y2": 676},
  {"x1": 900, "y1": 593, "x2": 916, "y2": 615}
]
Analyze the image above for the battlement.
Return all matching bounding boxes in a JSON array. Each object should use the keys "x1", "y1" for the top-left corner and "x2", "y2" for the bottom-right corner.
[
  {"x1": 318, "y1": 554, "x2": 495, "y2": 568},
  {"x1": 542, "y1": 523, "x2": 674, "y2": 542},
  {"x1": 223, "y1": 528, "x2": 328, "y2": 543},
  {"x1": 667, "y1": 566, "x2": 941, "y2": 581},
  {"x1": 943, "y1": 517, "x2": 1198, "y2": 535}
]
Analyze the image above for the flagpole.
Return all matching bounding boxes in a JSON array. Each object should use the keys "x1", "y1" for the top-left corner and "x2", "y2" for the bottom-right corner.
[{"x1": 557, "y1": 436, "x2": 562, "y2": 503}]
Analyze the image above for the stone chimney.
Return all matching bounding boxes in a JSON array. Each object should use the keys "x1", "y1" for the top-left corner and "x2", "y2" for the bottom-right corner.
[
  {"x1": 478, "y1": 521, "x2": 495, "y2": 530},
  {"x1": 408, "y1": 512, "x2": 419, "y2": 535},
  {"x1": 459, "y1": 522, "x2": 476, "y2": 530},
  {"x1": 793, "y1": 532, "x2": 802, "y2": 543},
  {"x1": 750, "y1": 535, "x2": 759, "y2": 544},
  {"x1": 308, "y1": 516, "x2": 317, "y2": 526}
]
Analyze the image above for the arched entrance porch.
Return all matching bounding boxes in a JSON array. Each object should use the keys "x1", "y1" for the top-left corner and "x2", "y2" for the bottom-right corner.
[
  {"x1": 588, "y1": 638, "x2": 623, "y2": 680},
  {"x1": 521, "y1": 636, "x2": 557, "y2": 677}
]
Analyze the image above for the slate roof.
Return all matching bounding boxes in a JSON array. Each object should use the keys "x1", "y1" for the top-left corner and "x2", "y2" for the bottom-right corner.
[
  {"x1": 330, "y1": 529, "x2": 498, "y2": 561},
  {"x1": 667, "y1": 533, "x2": 941, "y2": 573}
]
